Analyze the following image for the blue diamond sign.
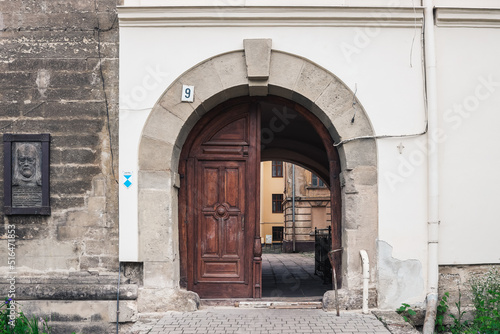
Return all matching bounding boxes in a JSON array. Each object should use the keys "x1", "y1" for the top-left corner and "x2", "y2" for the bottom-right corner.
[{"x1": 123, "y1": 172, "x2": 133, "y2": 188}]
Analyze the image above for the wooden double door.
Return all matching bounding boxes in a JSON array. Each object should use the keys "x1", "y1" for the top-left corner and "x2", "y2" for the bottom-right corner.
[
  {"x1": 179, "y1": 102, "x2": 261, "y2": 298},
  {"x1": 179, "y1": 97, "x2": 341, "y2": 299}
]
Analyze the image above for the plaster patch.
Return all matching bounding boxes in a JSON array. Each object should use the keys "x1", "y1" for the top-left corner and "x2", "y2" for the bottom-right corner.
[
  {"x1": 377, "y1": 240, "x2": 424, "y2": 309},
  {"x1": 36, "y1": 69, "x2": 51, "y2": 98}
]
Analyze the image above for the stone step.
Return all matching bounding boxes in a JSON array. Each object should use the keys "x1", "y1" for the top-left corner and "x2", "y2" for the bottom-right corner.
[
  {"x1": 238, "y1": 301, "x2": 323, "y2": 309},
  {"x1": 200, "y1": 298, "x2": 323, "y2": 309}
]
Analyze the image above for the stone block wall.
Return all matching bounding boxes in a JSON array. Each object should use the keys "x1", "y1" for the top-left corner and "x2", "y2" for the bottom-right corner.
[
  {"x1": 437, "y1": 264, "x2": 500, "y2": 324},
  {"x1": 0, "y1": 1, "x2": 134, "y2": 331},
  {"x1": 283, "y1": 201, "x2": 331, "y2": 239},
  {"x1": 389, "y1": 264, "x2": 500, "y2": 327}
]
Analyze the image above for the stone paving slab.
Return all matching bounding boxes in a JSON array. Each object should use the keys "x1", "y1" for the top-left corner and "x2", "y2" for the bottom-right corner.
[
  {"x1": 262, "y1": 253, "x2": 330, "y2": 298},
  {"x1": 124, "y1": 308, "x2": 391, "y2": 334}
]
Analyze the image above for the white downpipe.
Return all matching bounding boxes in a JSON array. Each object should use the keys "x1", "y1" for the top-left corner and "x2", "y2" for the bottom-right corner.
[
  {"x1": 422, "y1": 0, "x2": 440, "y2": 333},
  {"x1": 360, "y1": 250, "x2": 370, "y2": 314}
]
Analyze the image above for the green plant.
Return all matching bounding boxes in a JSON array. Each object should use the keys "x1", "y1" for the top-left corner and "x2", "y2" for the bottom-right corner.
[
  {"x1": 435, "y1": 292, "x2": 450, "y2": 332},
  {"x1": 469, "y1": 269, "x2": 500, "y2": 333},
  {"x1": 1, "y1": 298, "x2": 51, "y2": 334},
  {"x1": 448, "y1": 288, "x2": 469, "y2": 334},
  {"x1": 396, "y1": 303, "x2": 417, "y2": 325}
]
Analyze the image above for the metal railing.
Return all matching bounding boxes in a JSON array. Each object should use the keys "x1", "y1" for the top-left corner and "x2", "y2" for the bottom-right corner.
[{"x1": 314, "y1": 226, "x2": 332, "y2": 284}]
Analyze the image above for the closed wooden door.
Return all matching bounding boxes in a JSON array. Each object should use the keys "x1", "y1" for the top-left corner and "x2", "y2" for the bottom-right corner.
[{"x1": 181, "y1": 102, "x2": 261, "y2": 298}]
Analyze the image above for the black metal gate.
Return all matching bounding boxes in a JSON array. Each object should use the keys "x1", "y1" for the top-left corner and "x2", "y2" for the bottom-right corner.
[{"x1": 314, "y1": 226, "x2": 332, "y2": 284}]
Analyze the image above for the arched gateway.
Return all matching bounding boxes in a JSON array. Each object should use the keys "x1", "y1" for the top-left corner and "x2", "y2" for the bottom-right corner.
[
  {"x1": 179, "y1": 96, "x2": 341, "y2": 298},
  {"x1": 137, "y1": 41, "x2": 378, "y2": 309}
]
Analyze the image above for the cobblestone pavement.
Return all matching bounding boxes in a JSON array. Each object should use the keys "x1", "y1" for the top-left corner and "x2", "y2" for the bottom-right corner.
[
  {"x1": 262, "y1": 252, "x2": 330, "y2": 297},
  {"x1": 125, "y1": 308, "x2": 391, "y2": 334}
]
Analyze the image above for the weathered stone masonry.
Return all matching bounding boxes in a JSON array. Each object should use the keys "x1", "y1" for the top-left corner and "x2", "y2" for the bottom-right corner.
[{"x1": 0, "y1": 1, "x2": 134, "y2": 332}]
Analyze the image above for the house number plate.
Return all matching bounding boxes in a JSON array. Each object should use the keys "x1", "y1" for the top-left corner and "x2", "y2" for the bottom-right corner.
[{"x1": 181, "y1": 85, "x2": 194, "y2": 102}]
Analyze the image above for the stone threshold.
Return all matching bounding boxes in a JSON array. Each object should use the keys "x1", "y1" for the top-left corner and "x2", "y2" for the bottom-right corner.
[
  {"x1": 237, "y1": 301, "x2": 323, "y2": 309},
  {"x1": 200, "y1": 296, "x2": 323, "y2": 308}
]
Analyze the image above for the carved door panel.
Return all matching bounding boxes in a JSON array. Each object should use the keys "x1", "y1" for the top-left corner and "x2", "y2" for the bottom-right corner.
[{"x1": 184, "y1": 103, "x2": 260, "y2": 298}]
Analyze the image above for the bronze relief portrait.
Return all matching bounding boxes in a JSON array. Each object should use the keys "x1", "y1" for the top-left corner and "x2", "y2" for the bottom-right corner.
[{"x1": 3, "y1": 134, "x2": 50, "y2": 215}]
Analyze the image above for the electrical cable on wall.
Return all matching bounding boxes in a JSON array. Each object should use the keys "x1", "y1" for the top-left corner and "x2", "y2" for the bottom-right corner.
[
  {"x1": 409, "y1": 0, "x2": 418, "y2": 67},
  {"x1": 94, "y1": 0, "x2": 119, "y2": 184},
  {"x1": 116, "y1": 262, "x2": 121, "y2": 334},
  {"x1": 333, "y1": 123, "x2": 427, "y2": 147},
  {"x1": 351, "y1": 83, "x2": 358, "y2": 124},
  {"x1": 337, "y1": 12, "x2": 429, "y2": 148}
]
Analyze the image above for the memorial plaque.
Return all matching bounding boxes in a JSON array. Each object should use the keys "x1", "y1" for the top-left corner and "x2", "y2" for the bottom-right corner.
[{"x1": 3, "y1": 134, "x2": 50, "y2": 215}]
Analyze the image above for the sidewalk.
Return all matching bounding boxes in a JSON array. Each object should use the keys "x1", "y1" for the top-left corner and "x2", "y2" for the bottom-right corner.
[
  {"x1": 123, "y1": 253, "x2": 394, "y2": 334},
  {"x1": 124, "y1": 308, "x2": 391, "y2": 334}
]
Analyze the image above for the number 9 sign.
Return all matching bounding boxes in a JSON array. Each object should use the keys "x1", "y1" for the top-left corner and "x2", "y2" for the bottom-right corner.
[{"x1": 181, "y1": 85, "x2": 195, "y2": 102}]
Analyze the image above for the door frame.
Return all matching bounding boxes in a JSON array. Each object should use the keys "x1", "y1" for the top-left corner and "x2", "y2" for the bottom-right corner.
[{"x1": 135, "y1": 50, "x2": 378, "y2": 310}]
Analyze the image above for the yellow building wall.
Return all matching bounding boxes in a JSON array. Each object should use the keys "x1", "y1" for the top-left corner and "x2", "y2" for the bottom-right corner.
[{"x1": 260, "y1": 161, "x2": 284, "y2": 243}]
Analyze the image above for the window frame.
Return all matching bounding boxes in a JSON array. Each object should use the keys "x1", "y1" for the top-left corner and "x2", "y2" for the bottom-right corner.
[
  {"x1": 311, "y1": 174, "x2": 325, "y2": 187},
  {"x1": 272, "y1": 226, "x2": 284, "y2": 242},
  {"x1": 271, "y1": 161, "x2": 283, "y2": 177},
  {"x1": 272, "y1": 193, "x2": 283, "y2": 213}
]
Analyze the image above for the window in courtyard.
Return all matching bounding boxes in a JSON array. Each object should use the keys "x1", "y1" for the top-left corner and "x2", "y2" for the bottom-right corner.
[
  {"x1": 272, "y1": 194, "x2": 283, "y2": 213},
  {"x1": 272, "y1": 161, "x2": 283, "y2": 177},
  {"x1": 311, "y1": 174, "x2": 324, "y2": 187},
  {"x1": 272, "y1": 226, "x2": 284, "y2": 242}
]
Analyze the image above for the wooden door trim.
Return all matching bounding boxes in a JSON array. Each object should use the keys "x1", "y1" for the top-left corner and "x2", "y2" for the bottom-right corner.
[{"x1": 252, "y1": 102, "x2": 262, "y2": 298}]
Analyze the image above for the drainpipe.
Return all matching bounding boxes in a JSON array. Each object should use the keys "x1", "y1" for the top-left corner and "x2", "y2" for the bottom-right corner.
[
  {"x1": 422, "y1": 1, "x2": 440, "y2": 333},
  {"x1": 360, "y1": 250, "x2": 370, "y2": 314},
  {"x1": 292, "y1": 164, "x2": 296, "y2": 252}
]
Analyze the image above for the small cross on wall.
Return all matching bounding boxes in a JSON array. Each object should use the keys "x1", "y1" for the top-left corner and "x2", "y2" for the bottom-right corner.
[{"x1": 397, "y1": 142, "x2": 405, "y2": 154}]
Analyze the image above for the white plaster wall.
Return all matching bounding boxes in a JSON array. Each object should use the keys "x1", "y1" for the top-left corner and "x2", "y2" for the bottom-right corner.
[
  {"x1": 119, "y1": 23, "x2": 427, "y2": 275},
  {"x1": 435, "y1": 0, "x2": 500, "y2": 8},
  {"x1": 118, "y1": 108, "x2": 150, "y2": 261},
  {"x1": 436, "y1": 27, "x2": 500, "y2": 265},
  {"x1": 123, "y1": 0, "x2": 419, "y2": 7},
  {"x1": 122, "y1": 0, "x2": 500, "y2": 9}
]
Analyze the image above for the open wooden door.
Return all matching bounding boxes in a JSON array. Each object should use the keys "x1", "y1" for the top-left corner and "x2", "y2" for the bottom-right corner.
[
  {"x1": 179, "y1": 102, "x2": 261, "y2": 298},
  {"x1": 179, "y1": 96, "x2": 341, "y2": 298}
]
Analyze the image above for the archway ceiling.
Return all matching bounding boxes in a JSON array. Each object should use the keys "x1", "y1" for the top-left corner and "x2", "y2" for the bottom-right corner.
[{"x1": 260, "y1": 100, "x2": 330, "y2": 186}]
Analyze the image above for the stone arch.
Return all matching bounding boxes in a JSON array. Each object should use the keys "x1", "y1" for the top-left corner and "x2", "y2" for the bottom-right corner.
[{"x1": 137, "y1": 46, "x2": 378, "y2": 310}]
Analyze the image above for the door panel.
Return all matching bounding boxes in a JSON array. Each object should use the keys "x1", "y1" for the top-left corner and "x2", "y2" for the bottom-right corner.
[
  {"x1": 196, "y1": 161, "x2": 246, "y2": 286},
  {"x1": 184, "y1": 103, "x2": 260, "y2": 298},
  {"x1": 224, "y1": 216, "x2": 239, "y2": 255},
  {"x1": 202, "y1": 167, "x2": 219, "y2": 206},
  {"x1": 201, "y1": 214, "x2": 219, "y2": 256}
]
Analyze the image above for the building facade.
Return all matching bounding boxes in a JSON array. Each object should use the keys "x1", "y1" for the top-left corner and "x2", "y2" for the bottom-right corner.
[
  {"x1": 282, "y1": 163, "x2": 331, "y2": 252},
  {"x1": 1, "y1": 0, "x2": 500, "y2": 332},
  {"x1": 260, "y1": 161, "x2": 285, "y2": 246}
]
